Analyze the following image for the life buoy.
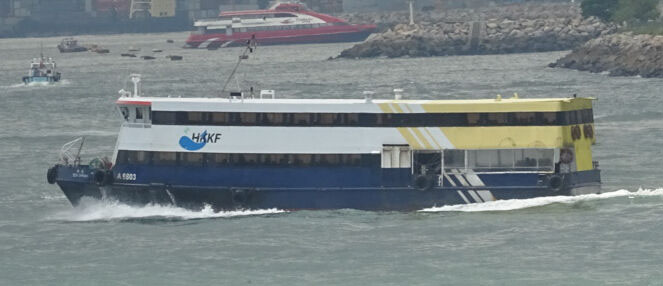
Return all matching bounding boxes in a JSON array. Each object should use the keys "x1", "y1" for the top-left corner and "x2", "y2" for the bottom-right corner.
[
  {"x1": 560, "y1": 149, "x2": 574, "y2": 164},
  {"x1": 47, "y1": 166, "x2": 57, "y2": 184},
  {"x1": 413, "y1": 175, "x2": 434, "y2": 191}
]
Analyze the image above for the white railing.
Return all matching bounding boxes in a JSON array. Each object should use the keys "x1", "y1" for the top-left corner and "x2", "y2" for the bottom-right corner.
[{"x1": 59, "y1": 137, "x2": 85, "y2": 166}]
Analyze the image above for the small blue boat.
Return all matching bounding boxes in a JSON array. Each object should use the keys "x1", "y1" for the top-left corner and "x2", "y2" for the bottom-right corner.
[{"x1": 22, "y1": 55, "x2": 61, "y2": 84}]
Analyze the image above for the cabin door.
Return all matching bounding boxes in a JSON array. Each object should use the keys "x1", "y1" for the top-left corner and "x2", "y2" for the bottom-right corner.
[
  {"x1": 226, "y1": 25, "x2": 232, "y2": 36},
  {"x1": 413, "y1": 151, "x2": 443, "y2": 177},
  {"x1": 381, "y1": 145, "x2": 411, "y2": 186}
]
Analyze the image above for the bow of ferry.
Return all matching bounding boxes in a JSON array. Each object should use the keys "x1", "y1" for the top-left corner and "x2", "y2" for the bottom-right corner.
[{"x1": 48, "y1": 77, "x2": 600, "y2": 211}]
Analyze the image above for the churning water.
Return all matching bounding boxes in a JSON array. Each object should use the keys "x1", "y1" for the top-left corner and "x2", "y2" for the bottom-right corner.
[{"x1": 1, "y1": 32, "x2": 663, "y2": 285}]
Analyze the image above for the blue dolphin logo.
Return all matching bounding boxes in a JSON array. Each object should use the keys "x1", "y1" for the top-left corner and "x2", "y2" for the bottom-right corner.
[{"x1": 179, "y1": 130, "x2": 208, "y2": 151}]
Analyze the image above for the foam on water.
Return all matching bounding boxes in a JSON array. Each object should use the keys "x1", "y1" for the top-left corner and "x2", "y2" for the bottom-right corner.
[
  {"x1": 419, "y1": 188, "x2": 663, "y2": 213},
  {"x1": 1, "y1": 79, "x2": 71, "y2": 90},
  {"x1": 50, "y1": 199, "x2": 286, "y2": 222}
]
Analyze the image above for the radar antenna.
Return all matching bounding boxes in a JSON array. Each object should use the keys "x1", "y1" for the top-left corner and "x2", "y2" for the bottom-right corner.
[{"x1": 221, "y1": 34, "x2": 258, "y2": 95}]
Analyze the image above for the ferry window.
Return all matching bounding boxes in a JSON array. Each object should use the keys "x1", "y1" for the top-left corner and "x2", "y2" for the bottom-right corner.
[
  {"x1": 584, "y1": 109, "x2": 594, "y2": 123},
  {"x1": 120, "y1": 107, "x2": 129, "y2": 121},
  {"x1": 211, "y1": 112, "x2": 228, "y2": 124},
  {"x1": 515, "y1": 112, "x2": 535, "y2": 124},
  {"x1": 116, "y1": 150, "x2": 129, "y2": 164},
  {"x1": 497, "y1": 150, "x2": 515, "y2": 168},
  {"x1": 515, "y1": 149, "x2": 554, "y2": 170},
  {"x1": 240, "y1": 27, "x2": 247, "y2": 33},
  {"x1": 444, "y1": 149, "x2": 465, "y2": 169},
  {"x1": 468, "y1": 150, "x2": 498, "y2": 169},
  {"x1": 243, "y1": 154, "x2": 258, "y2": 165},
  {"x1": 181, "y1": 152, "x2": 203, "y2": 167},
  {"x1": 318, "y1": 154, "x2": 340, "y2": 166},
  {"x1": 294, "y1": 154, "x2": 312, "y2": 166},
  {"x1": 347, "y1": 154, "x2": 362, "y2": 166},
  {"x1": 294, "y1": 113, "x2": 310, "y2": 125},
  {"x1": 467, "y1": 113, "x2": 480, "y2": 126},
  {"x1": 135, "y1": 108, "x2": 143, "y2": 120},
  {"x1": 347, "y1": 114, "x2": 359, "y2": 125},
  {"x1": 264, "y1": 113, "x2": 284, "y2": 125},
  {"x1": 241, "y1": 113, "x2": 257, "y2": 125},
  {"x1": 261, "y1": 154, "x2": 280, "y2": 165},
  {"x1": 568, "y1": 111, "x2": 578, "y2": 124},
  {"x1": 186, "y1": 112, "x2": 201, "y2": 123},
  {"x1": 152, "y1": 111, "x2": 176, "y2": 124},
  {"x1": 205, "y1": 153, "x2": 230, "y2": 166},
  {"x1": 154, "y1": 152, "x2": 177, "y2": 166},
  {"x1": 487, "y1": 113, "x2": 507, "y2": 125},
  {"x1": 318, "y1": 113, "x2": 334, "y2": 125},
  {"x1": 539, "y1": 112, "x2": 557, "y2": 125},
  {"x1": 127, "y1": 151, "x2": 150, "y2": 165}
]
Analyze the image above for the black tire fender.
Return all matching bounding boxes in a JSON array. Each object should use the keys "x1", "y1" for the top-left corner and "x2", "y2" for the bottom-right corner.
[
  {"x1": 548, "y1": 175, "x2": 564, "y2": 192},
  {"x1": 47, "y1": 166, "x2": 57, "y2": 184}
]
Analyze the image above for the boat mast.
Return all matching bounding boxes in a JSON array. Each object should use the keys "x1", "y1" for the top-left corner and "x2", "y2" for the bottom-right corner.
[{"x1": 221, "y1": 35, "x2": 258, "y2": 95}]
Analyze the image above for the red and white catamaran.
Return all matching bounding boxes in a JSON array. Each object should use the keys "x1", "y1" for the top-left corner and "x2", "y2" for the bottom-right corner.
[{"x1": 184, "y1": 2, "x2": 377, "y2": 49}]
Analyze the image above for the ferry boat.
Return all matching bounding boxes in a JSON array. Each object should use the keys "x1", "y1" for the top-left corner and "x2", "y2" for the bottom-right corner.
[
  {"x1": 47, "y1": 75, "x2": 601, "y2": 211},
  {"x1": 22, "y1": 55, "x2": 61, "y2": 84},
  {"x1": 184, "y1": 2, "x2": 377, "y2": 49}
]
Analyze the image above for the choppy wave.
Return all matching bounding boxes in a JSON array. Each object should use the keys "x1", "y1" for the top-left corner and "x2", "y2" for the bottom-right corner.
[
  {"x1": 50, "y1": 199, "x2": 286, "y2": 222},
  {"x1": 0, "y1": 79, "x2": 72, "y2": 90},
  {"x1": 419, "y1": 188, "x2": 663, "y2": 213}
]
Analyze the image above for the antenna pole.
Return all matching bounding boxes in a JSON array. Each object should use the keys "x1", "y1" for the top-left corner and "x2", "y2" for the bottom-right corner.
[
  {"x1": 409, "y1": 0, "x2": 415, "y2": 25},
  {"x1": 221, "y1": 35, "x2": 257, "y2": 95}
]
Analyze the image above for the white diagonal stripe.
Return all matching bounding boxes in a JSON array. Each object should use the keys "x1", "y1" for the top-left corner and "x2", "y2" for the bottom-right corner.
[
  {"x1": 476, "y1": 190, "x2": 495, "y2": 202},
  {"x1": 468, "y1": 190, "x2": 483, "y2": 203},
  {"x1": 457, "y1": 190, "x2": 470, "y2": 204}
]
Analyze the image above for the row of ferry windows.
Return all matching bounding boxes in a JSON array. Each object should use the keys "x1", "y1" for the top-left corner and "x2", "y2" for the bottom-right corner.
[
  {"x1": 444, "y1": 149, "x2": 555, "y2": 171},
  {"x1": 151, "y1": 110, "x2": 594, "y2": 127},
  {"x1": 116, "y1": 151, "x2": 380, "y2": 167},
  {"x1": 203, "y1": 22, "x2": 341, "y2": 34}
]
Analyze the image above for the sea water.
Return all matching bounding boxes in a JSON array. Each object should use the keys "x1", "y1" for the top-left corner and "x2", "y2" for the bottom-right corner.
[{"x1": 1, "y1": 32, "x2": 663, "y2": 285}]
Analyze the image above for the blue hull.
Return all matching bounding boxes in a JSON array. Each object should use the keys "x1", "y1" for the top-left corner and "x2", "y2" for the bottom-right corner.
[{"x1": 51, "y1": 165, "x2": 601, "y2": 211}]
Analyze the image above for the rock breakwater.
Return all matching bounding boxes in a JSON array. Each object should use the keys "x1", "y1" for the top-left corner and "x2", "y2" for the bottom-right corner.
[
  {"x1": 337, "y1": 4, "x2": 615, "y2": 59},
  {"x1": 549, "y1": 33, "x2": 663, "y2": 77}
]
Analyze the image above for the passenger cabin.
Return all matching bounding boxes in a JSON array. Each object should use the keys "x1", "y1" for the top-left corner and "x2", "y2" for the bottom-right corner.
[{"x1": 113, "y1": 96, "x2": 597, "y2": 188}]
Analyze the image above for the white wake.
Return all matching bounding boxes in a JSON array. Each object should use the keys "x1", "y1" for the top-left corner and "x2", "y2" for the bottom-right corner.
[
  {"x1": 419, "y1": 188, "x2": 663, "y2": 213},
  {"x1": 51, "y1": 199, "x2": 286, "y2": 222}
]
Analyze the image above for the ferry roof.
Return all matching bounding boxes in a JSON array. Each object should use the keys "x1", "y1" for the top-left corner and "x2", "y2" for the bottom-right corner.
[{"x1": 116, "y1": 97, "x2": 594, "y2": 113}]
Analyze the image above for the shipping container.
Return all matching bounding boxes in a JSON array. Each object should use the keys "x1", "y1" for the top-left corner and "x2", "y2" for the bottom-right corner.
[{"x1": 0, "y1": 0, "x2": 10, "y2": 17}]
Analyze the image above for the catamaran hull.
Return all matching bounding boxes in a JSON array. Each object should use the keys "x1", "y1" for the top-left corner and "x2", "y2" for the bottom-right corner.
[
  {"x1": 52, "y1": 165, "x2": 601, "y2": 211},
  {"x1": 186, "y1": 30, "x2": 375, "y2": 49}
]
